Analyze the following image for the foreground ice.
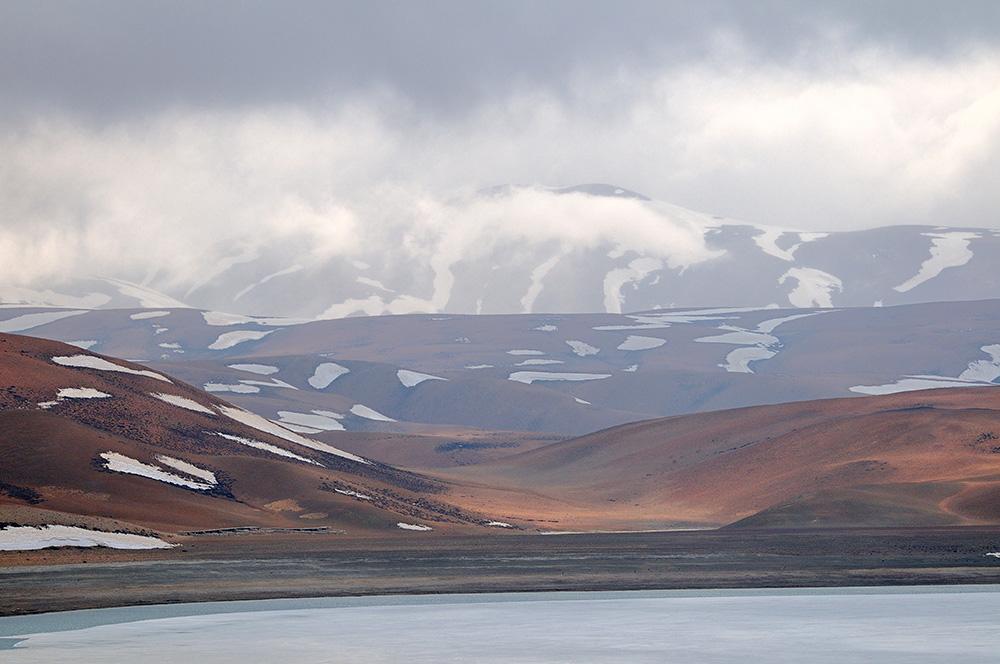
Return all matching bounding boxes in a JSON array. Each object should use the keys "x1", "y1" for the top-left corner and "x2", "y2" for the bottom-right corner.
[
  {"x1": 0, "y1": 525, "x2": 172, "y2": 551},
  {"x1": 3, "y1": 588, "x2": 999, "y2": 663}
]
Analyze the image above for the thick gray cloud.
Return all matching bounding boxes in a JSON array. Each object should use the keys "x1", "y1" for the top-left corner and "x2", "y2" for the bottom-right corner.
[
  {"x1": 1, "y1": 0, "x2": 999, "y2": 297},
  {"x1": 3, "y1": 1, "x2": 999, "y2": 116}
]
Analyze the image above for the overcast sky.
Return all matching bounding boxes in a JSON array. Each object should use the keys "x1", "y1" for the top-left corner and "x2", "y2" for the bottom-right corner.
[{"x1": 2, "y1": 1, "x2": 1000, "y2": 287}]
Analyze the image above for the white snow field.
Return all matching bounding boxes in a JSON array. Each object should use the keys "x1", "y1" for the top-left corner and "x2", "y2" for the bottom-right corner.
[
  {"x1": 894, "y1": 232, "x2": 978, "y2": 293},
  {"x1": 0, "y1": 310, "x2": 86, "y2": 333},
  {"x1": 213, "y1": 432, "x2": 318, "y2": 465},
  {"x1": 51, "y1": 355, "x2": 171, "y2": 383},
  {"x1": 307, "y1": 362, "x2": 350, "y2": 389},
  {"x1": 273, "y1": 410, "x2": 346, "y2": 432},
  {"x1": 4, "y1": 588, "x2": 1000, "y2": 663},
  {"x1": 851, "y1": 344, "x2": 1000, "y2": 395},
  {"x1": 129, "y1": 310, "x2": 170, "y2": 320},
  {"x1": 396, "y1": 523, "x2": 433, "y2": 531},
  {"x1": 0, "y1": 525, "x2": 172, "y2": 551},
  {"x1": 617, "y1": 335, "x2": 666, "y2": 351},
  {"x1": 149, "y1": 392, "x2": 215, "y2": 415},
  {"x1": 207, "y1": 330, "x2": 273, "y2": 350},
  {"x1": 99, "y1": 451, "x2": 215, "y2": 491},
  {"x1": 508, "y1": 371, "x2": 611, "y2": 384},
  {"x1": 55, "y1": 387, "x2": 110, "y2": 400},
  {"x1": 566, "y1": 340, "x2": 599, "y2": 356},
  {"x1": 216, "y1": 405, "x2": 367, "y2": 463},
  {"x1": 227, "y1": 363, "x2": 279, "y2": 375},
  {"x1": 349, "y1": 404, "x2": 396, "y2": 422},
  {"x1": 397, "y1": 369, "x2": 448, "y2": 387}
]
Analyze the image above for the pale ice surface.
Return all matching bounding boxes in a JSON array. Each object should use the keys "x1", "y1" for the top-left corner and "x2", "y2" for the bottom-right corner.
[
  {"x1": 894, "y1": 232, "x2": 978, "y2": 293},
  {"x1": 566, "y1": 340, "x2": 599, "y2": 356},
  {"x1": 779, "y1": 267, "x2": 843, "y2": 307},
  {"x1": 227, "y1": 364, "x2": 279, "y2": 375},
  {"x1": 509, "y1": 371, "x2": 611, "y2": 384},
  {"x1": 100, "y1": 452, "x2": 214, "y2": 491},
  {"x1": 214, "y1": 432, "x2": 318, "y2": 465},
  {"x1": 5, "y1": 588, "x2": 1000, "y2": 663},
  {"x1": 51, "y1": 355, "x2": 171, "y2": 383},
  {"x1": 535, "y1": 324, "x2": 558, "y2": 332},
  {"x1": 55, "y1": 387, "x2": 110, "y2": 399},
  {"x1": 207, "y1": 330, "x2": 273, "y2": 350},
  {"x1": 204, "y1": 382, "x2": 260, "y2": 394},
  {"x1": 307, "y1": 362, "x2": 350, "y2": 389},
  {"x1": 0, "y1": 310, "x2": 86, "y2": 333},
  {"x1": 507, "y1": 349, "x2": 545, "y2": 356},
  {"x1": 516, "y1": 359, "x2": 564, "y2": 366},
  {"x1": 695, "y1": 328, "x2": 778, "y2": 346},
  {"x1": 150, "y1": 392, "x2": 215, "y2": 415},
  {"x1": 0, "y1": 525, "x2": 172, "y2": 551},
  {"x1": 216, "y1": 405, "x2": 367, "y2": 464},
  {"x1": 397, "y1": 369, "x2": 448, "y2": 388},
  {"x1": 574, "y1": 397, "x2": 591, "y2": 404},
  {"x1": 396, "y1": 523, "x2": 433, "y2": 531},
  {"x1": 129, "y1": 310, "x2": 170, "y2": 320},
  {"x1": 617, "y1": 335, "x2": 666, "y2": 351},
  {"x1": 623, "y1": 364, "x2": 638, "y2": 372},
  {"x1": 465, "y1": 364, "x2": 494, "y2": 369},
  {"x1": 349, "y1": 404, "x2": 396, "y2": 422}
]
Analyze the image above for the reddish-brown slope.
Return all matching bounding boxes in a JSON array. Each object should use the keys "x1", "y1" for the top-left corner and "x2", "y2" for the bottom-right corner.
[
  {"x1": 0, "y1": 333, "x2": 494, "y2": 535},
  {"x1": 437, "y1": 386, "x2": 1000, "y2": 529}
]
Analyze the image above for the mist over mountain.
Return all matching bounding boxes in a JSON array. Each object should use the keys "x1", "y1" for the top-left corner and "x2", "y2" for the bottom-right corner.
[{"x1": 3, "y1": 185, "x2": 999, "y2": 319}]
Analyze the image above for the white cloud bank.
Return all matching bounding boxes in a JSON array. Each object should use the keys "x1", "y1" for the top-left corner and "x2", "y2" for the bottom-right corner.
[{"x1": 1, "y1": 41, "x2": 998, "y2": 294}]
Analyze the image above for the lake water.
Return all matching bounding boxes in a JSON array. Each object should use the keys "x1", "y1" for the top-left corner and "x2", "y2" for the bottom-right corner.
[{"x1": 1, "y1": 586, "x2": 999, "y2": 662}]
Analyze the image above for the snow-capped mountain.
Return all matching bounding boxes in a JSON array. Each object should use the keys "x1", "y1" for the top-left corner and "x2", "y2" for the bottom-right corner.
[{"x1": 3, "y1": 185, "x2": 999, "y2": 318}]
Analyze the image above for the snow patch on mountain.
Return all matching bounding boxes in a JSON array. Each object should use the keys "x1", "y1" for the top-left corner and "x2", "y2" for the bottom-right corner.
[
  {"x1": 894, "y1": 232, "x2": 978, "y2": 293},
  {"x1": 566, "y1": 340, "x2": 599, "y2": 356},
  {"x1": 521, "y1": 255, "x2": 562, "y2": 313},
  {"x1": 227, "y1": 363, "x2": 279, "y2": 375},
  {"x1": 0, "y1": 310, "x2": 87, "y2": 333},
  {"x1": 603, "y1": 257, "x2": 663, "y2": 314},
  {"x1": 617, "y1": 335, "x2": 666, "y2": 351},
  {"x1": 397, "y1": 369, "x2": 448, "y2": 387},
  {"x1": 779, "y1": 267, "x2": 843, "y2": 307},
  {"x1": 52, "y1": 354, "x2": 171, "y2": 382},
  {"x1": 508, "y1": 371, "x2": 611, "y2": 384},
  {"x1": 350, "y1": 404, "x2": 396, "y2": 422},
  {"x1": 308, "y1": 362, "x2": 350, "y2": 389},
  {"x1": 207, "y1": 330, "x2": 273, "y2": 350}
]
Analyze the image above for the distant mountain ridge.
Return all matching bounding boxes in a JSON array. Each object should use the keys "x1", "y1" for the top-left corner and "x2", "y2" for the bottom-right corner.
[{"x1": 3, "y1": 184, "x2": 999, "y2": 318}]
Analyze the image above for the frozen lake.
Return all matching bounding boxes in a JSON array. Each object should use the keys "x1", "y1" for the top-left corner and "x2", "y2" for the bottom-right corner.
[{"x1": 2, "y1": 586, "x2": 999, "y2": 662}]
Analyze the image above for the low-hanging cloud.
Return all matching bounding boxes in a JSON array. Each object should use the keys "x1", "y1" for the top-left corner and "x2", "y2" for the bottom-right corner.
[{"x1": 1, "y1": 38, "x2": 999, "y2": 293}]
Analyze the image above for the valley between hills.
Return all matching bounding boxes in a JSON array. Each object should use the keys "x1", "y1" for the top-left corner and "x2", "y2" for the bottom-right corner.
[{"x1": 3, "y1": 296, "x2": 1000, "y2": 614}]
